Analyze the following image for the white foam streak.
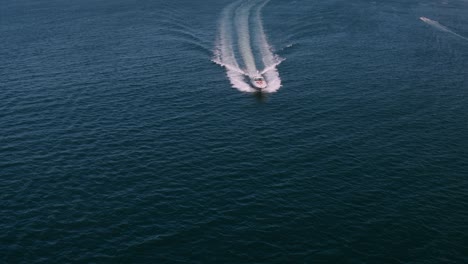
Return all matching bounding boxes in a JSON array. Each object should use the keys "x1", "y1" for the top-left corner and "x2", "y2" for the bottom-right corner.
[
  {"x1": 214, "y1": 1, "x2": 255, "y2": 92},
  {"x1": 253, "y1": 0, "x2": 282, "y2": 92},
  {"x1": 214, "y1": 0, "x2": 283, "y2": 93},
  {"x1": 235, "y1": 1, "x2": 258, "y2": 75},
  {"x1": 420, "y1": 17, "x2": 468, "y2": 42}
]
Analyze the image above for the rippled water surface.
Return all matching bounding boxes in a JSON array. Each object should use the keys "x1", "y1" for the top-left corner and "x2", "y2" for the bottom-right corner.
[{"x1": 1, "y1": 0, "x2": 468, "y2": 263}]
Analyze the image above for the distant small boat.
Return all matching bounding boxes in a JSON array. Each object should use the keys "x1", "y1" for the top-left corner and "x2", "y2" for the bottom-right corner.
[{"x1": 419, "y1": 16, "x2": 431, "y2": 23}]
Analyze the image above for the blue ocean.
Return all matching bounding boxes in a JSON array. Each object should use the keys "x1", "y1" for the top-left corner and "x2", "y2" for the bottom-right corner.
[{"x1": 1, "y1": 0, "x2": 468, "y2": 263}]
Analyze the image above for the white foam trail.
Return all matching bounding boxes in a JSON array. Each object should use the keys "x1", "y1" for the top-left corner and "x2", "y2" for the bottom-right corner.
[
  {"x1": 214, "y1": 0, "x2": 255, "y2": 92},
  {"x1": 420, "y1": 17, "x2": 468, "y2": 42},
  {"x1": 214, "y1": 0, "x2": 283, "y2": 93},
  {"x1": 235, "y1": 1, "x2": 258, "y2": 75},
  {"x1": 253, "y1": 0, "x2": 283, "y2": 92}
]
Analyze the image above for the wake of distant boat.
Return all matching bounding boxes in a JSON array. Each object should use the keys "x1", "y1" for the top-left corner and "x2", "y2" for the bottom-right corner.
[
  {"x1": 420, "y1": 16, "x2": 468, "y2": 42},
  {"x1": 213, "y1": 0, "x2": 283, "y2": 93}
]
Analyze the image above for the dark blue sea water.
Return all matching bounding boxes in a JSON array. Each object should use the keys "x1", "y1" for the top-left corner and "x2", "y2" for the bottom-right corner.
[{"x1": 1, "y1": 0, "x2": 468, "y2": 263}]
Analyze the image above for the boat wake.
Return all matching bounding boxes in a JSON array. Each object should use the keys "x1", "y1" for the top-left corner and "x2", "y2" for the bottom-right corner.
[
  {"x1": 420, "y1": 17, "x2": 468, "y2": 42},
  {"x1": 213, "y1": 0, "x2": 283, "y2": 93}
]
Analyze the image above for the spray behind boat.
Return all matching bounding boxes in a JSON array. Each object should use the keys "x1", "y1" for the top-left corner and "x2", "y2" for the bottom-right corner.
[{"x1": 213, "y1": 0, "x2": 283, "y2": 93}]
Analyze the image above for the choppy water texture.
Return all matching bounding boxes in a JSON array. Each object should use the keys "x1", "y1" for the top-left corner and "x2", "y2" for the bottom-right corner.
[{"x1": 1, "y1": 0, "x2": 468, "y2": 263}]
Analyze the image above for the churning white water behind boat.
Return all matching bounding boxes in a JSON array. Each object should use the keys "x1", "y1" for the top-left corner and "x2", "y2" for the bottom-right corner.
[{"x1": 213, "y1": 0, "x2": 283, "y2": 93}]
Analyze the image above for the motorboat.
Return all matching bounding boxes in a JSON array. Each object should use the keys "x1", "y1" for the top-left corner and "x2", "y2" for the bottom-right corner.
[
  {"x1": 250, "y1": 75, "x2": 267, "y2": 89},
  {"x1": 420, "y1": 17, "x2": 430, "y2": 23}
]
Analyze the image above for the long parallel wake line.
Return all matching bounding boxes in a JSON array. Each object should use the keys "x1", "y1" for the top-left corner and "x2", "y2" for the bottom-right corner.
[
  {"x1": 420, "y1": 17, "x2": 468, "y2": 42},
  {"x1": 214, "y1": 0, "x2": 283, "y2": 93},
  {"x1": 236, "y1": 1, "x2": 258, "y2": 75},
  {"x1": 252, "y1": 0, "x2": 282, "y2": 93}
]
